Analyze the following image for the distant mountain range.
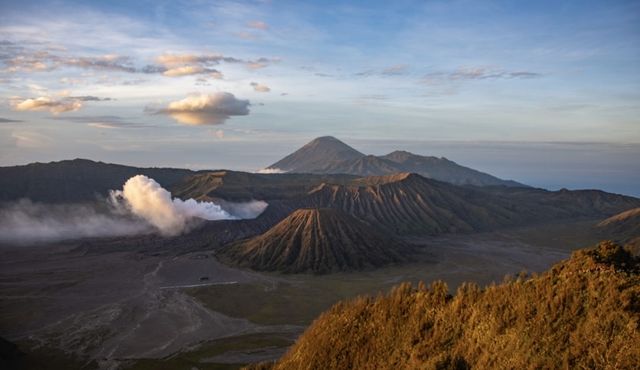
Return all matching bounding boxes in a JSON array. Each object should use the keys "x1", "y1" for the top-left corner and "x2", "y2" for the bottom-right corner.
[
  {"x1": 267, "y1": 136, "x2": 525, "y2": 187},
  {"x1": 2, "y1": 159, "x2": 639, "y2": 241},
  {"x1": 2, "y1": 156, "x2": 640, "y2": 272}
]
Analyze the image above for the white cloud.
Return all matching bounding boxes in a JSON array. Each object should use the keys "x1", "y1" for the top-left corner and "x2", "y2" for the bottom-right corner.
[
  {"x1": 250, "y1": 81, "x2": 271, "y2": 92},
  {"x1": 11, "y1": 96, "x2": 83, "y2": 114},
  {"x1": 162, "y1": 65, "x2": 221, "y2": 77},
  {"x1": 158, "y1": 92, "x2": 250, "y2": 125}
]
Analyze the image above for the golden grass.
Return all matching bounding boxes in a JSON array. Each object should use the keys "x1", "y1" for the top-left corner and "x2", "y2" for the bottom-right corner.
[{"x1": 248, "y1": 241, "x2": 640, "y2": 369}]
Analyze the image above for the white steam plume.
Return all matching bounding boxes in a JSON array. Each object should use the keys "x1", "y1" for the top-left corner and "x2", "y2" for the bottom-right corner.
[
  {"x1": 111, "y1": 175, "x2": 266, "y2": 236},
  {"x1": 0, "y1": 199, "x2": 151, "y2": 244},
  {"x1": 214, "y1": 199, "x2": 268, "y2": 219},
  {"x1": 256, "y1": 167, "x2": 286, "y2": 174},
  {"x1": 0, "y1": 175, "x2": 268, "y2": 244}
]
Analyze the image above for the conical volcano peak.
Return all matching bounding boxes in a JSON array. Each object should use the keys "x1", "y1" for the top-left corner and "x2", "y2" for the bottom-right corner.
[
  {"x1": 267, "y1": 136, "x2": 365, "y2": 173},
  {"x1": 217, "y1": 207, "x2": 412, "y2": 274}
]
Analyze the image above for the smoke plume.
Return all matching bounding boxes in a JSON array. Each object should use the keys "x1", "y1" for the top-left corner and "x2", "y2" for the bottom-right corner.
[
  {"x1": 0, "y1": 175, "x2": 268, "y2": 243},
  {"x1": 110, "y1": 175, "x2": 238, "y2": 236},
  {"x1": 0, "y1": 199, "x2": 150, "y2": 244}
]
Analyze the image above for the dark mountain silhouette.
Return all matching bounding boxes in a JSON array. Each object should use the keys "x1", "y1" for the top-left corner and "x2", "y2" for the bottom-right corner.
[
  {"x1": 0, "y1": 159, "x2": 194, "y2": 203},
  {"x1": 218, "y1": 208, "x2": 412, "y2": 274},
  {"x1": 266, "y1": 136, "x2": 525, "y2": 187},
  {"x1": 248, "y1": 241, "x2": 640, "y2": 369}
]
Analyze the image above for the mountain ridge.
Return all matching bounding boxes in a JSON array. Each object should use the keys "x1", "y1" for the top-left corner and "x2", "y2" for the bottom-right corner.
[{"x1": 266, "y1": 136, "x2": 526, "y2": 187}]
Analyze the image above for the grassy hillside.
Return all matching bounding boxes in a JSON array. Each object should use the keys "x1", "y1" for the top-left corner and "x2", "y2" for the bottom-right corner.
[{"x1": 250, "y1": 241, "x2": 640, "y2": 369}]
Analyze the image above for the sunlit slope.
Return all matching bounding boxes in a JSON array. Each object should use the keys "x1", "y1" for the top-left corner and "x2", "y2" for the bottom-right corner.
[
  {"x1": 596, "y1": 207, "x2": 640, "y2": 250},
  {"x1": 253, "y1": 241, "x2": 640, "y2": 369}
]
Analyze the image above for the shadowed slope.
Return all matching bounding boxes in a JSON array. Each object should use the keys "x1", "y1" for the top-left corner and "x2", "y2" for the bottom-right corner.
[
  {"x1": 252, "y1": 241, "x2": 640, "y2": 369},
  {"x1": 0, "y1": 159, "x2": 194, "y2": 203},
  {"x1": 217, "y1": 208, "x2": 412, "y2": 274},
  {"x1": 172, "y1": 170, "x2": 357, "y2": 202},
  {"x1": 302, "y1": 173, "x2": 519, "y2": 235}
]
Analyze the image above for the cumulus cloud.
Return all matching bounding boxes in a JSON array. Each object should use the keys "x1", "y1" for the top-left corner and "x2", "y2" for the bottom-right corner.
[
  {"x1": 11, "y1": 96, "x2": 83, "y2": 114},
  {"x1": 156, "y1": 92, "x2": 250, "y2": 125},
  {"x1": 250, "y1": 81, "x2": 271, "y2": 92},
  {"x1": 247, "y1": 21, "x2": 269, "y2": 30},
  {"x1": 256, "y1": 167, "x2": 286, "y2": 174}
]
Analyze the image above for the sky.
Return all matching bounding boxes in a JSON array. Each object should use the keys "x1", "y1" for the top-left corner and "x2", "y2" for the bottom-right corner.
[{"x1": 0, "y1": 0, "x2": 639, "y2": 195}]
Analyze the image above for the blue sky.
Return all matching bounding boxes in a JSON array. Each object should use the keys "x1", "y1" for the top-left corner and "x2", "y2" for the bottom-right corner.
[{"x1": 0, "y1": 0, "x2": 639, "y2": 195}]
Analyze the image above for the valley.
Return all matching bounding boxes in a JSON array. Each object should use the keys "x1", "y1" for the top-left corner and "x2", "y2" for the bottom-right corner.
[
  {"x1": 0, "y1": 218, "x2": 604, "y2": 369},
  {"x1": 1, "y1": 137, "x2": 638, "y2": 369}
]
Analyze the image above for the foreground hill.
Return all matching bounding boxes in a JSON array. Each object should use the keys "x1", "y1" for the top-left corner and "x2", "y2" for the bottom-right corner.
[
  {"x1": 0, "y1": 159, "x2": 194, "y2": 203},
  {"x1": 217, "y1": 208, "x2": 411, "y2": 274},
  {"x1": 596, "y1": 207, "x2": 640, "y2": 250},
  {"x1": 266, "y1": 136, "x2": 525, "y2": 187},
  {"x1": 250, "y1": 241, "x2": 640, "y2": 369}
]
